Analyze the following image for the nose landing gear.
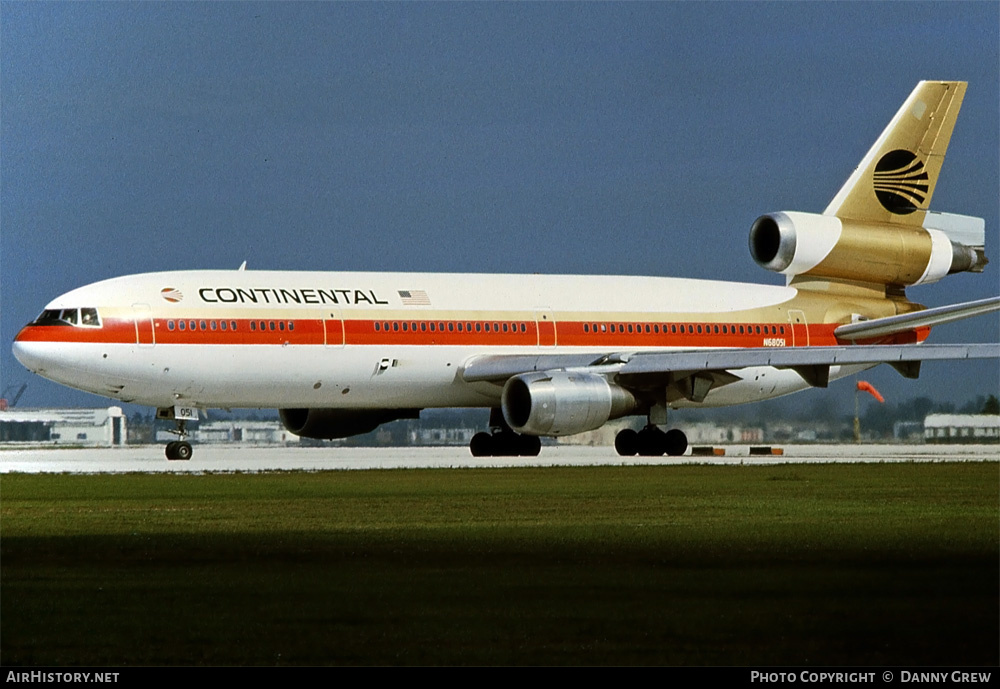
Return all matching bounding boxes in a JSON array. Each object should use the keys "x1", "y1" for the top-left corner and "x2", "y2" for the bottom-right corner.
[
  {"x1": 165, "y1": 438, "x2": 193, "y2": 460},
  {"x1": 156, "y1": 406, "x2": 197, "y2": 460}
]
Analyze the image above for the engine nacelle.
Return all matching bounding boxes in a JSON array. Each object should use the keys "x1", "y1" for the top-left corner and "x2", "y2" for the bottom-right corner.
[
  {"x1": 501, "y1": 371, "x2": 636, "y2": 437},
  {"x1": 279, "y1": 408, "x2": 420, "y2": 439},
  {"x1": 749, "y1": 211, "x2": 986, "y2": 286}
]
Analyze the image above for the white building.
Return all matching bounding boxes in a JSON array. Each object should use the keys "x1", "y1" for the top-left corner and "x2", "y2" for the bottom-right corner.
[
  {"x1": 156, "y1": 420, "x2": 301, "y2": 445},
  {"x1": 410, "y1": 427, "x2": 477, "y2": 446},
  {"x1": 0, "y1": 407, "x2": 127, "y2": 446},
  {"x1": 924, "y1": 414, "x2": 1000, "y2": 443}
]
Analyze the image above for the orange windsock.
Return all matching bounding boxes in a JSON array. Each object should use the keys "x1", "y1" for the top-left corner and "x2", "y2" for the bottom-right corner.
[{"x1": 856, "y1": 380, "x2": 885, "y2": 403}]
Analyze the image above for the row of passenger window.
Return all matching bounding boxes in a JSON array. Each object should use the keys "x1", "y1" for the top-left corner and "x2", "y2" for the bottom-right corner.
[
  {"x1": 161, "y1": 318, "x2": 784, "y2": 337},
  {"x1": 167, "y1": 320, "x2": 239, "y2": 332},
  {"x1": 165, "y1": 319, "x2": 299, "y2": 332},
  {"x1": 374, "y1": 321, "x2": 529, "y2": 334},
  {"x1": 582, "y1": 322, "x2": 785, "y2": 336}
]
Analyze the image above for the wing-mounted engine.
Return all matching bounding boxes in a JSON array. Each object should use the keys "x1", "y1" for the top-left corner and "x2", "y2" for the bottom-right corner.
[
  {"x1": 749, "y1": 210, "x2": 986, "y2": 287},
  {"x1": 501, "y1": 371, "x2": 637, "y2": 436},
  {"x1": 279, "y1": 408, "x2": 420, "y2": 439}
]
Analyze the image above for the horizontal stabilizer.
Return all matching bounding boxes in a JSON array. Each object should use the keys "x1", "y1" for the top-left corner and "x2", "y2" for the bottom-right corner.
[{"x1": 834, "y1": 296, "x2": 1000, "y2": 341}]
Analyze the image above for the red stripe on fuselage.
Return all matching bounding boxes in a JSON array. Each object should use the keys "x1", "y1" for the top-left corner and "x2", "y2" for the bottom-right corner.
[{"x1": 15, "y1": 316, "x2": 891, "y2": 348}]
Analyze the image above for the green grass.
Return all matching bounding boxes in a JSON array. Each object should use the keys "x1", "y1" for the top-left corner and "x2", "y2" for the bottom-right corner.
[{"x1": 2, "y1": 463, "x2": 997, "y2": 665}]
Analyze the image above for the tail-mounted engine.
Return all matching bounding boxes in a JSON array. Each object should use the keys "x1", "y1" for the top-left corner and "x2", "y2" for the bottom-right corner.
[{"x1": 749, "y1": 211, "x2": 987, "y2": 286}]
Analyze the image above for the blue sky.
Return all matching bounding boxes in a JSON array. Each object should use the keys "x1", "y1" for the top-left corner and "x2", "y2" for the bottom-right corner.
[{"x1": 2, "y1": 1, "x2": 997, "y2": 411}]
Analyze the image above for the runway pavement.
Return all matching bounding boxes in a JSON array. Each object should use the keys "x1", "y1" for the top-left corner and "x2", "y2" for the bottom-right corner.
[{"x1": 1, "y1": 443, "x2": 996, "y2": 473}]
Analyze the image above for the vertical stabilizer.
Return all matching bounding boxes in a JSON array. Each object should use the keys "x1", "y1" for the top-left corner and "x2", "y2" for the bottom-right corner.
[{"x1": 823, "y1": 81, "x2": 966, "y2": 226}]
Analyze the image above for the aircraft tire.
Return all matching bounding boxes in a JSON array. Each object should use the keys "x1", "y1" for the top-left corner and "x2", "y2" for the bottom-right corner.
[
  {"x1": 518, "y1": 434, "x2": 541, "y2": 457},
  {"x1": 470, "y1": 432, "x2": 493, "y2": 457},
  {"x1": 637, "y1": 427, "x2": 666, "y2": 457},
  {"x1": 175, "y1": 441, "x2": 193, "y2": 460},
  {"x1": 664, "y1": 429, "x2": 688, "y2": 457},
  {"x1": 614, "y1": 429, "x2": 639, "y2": 456}
]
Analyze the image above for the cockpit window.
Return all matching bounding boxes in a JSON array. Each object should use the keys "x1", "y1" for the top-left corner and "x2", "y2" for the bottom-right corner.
[{"x1": 32, "y1": 308, "x2": 101, "y2": 327}]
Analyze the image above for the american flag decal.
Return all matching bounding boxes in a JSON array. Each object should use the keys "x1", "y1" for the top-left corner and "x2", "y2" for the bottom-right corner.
[{"x1": 398, "y1": 289, "x2": 431, "y2": 306}]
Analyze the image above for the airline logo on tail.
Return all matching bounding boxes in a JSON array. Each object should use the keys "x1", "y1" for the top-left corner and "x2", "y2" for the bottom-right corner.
[{"x1": 873, "y1": 149, "x2": 928, "y2": 215}]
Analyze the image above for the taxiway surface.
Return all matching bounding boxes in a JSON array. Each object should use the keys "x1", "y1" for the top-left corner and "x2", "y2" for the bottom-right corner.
[{"x1": 1, "y1": 443, "x2": 996, "y2": 473}]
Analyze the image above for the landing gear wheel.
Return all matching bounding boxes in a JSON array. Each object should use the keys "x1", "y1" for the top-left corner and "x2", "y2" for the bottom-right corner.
[
  {"x1": 637, "y1": 427, "x2": 666, "y2": 457},
  {"x1": 615, "y1": 428, "x2": 639, "y2": 456},
  {"x1": 165, "y1": 441, "x2": 193, "y2": 460},
  {"x1": 470, "y1": 432, "x2": 493, "y2": 457},
  {"x1": 518, "y1": 434, "x2": 541, "y2": 457},
  {"x1": 664, "y1": 429, "x2": 688, "y2": 457},
  {"x1": 469, "y1": 431, "x2": 542, "y2": 457}
]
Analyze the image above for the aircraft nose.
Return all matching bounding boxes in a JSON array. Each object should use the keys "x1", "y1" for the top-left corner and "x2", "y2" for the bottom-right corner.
[
  {"x1": 11, "y1": 325, "x2": 51, "y2": 374},
  {"x1": 12, "y1": 328, "x2": 47, "y2": 373}
]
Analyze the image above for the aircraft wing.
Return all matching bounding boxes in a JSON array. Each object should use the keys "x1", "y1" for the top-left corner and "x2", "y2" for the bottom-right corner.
[
  {"x1": 462, "y1": 343, "x2": 1000, "y2": 395},
  {"x1": 834, "y1": 296, "x2": 1000, "y2": 340}
]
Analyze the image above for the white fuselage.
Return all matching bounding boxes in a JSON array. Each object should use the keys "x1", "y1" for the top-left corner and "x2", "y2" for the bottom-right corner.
[{"x1": 13, "y1": 269, "x2": 869, "y2": 412}]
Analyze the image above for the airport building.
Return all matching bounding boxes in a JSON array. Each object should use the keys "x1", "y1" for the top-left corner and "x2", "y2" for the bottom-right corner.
[
  {"x1": 155, "y1": 420, "x2": 301, "y2": 445},
  {"x1": 924, "y1": 414, "x2": 1000, "y2": 443},
  {"x1": 410, "y1": 427, "x2": 478, "y2": 446},
  {"x1": 0, "y1": 407, "x2": 128, "y2": 446}
]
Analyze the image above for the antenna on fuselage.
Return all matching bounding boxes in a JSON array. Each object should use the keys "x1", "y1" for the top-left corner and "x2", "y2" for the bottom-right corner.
[{"x1": 238, "y1": 261, "x2": 247, "y2": 271}]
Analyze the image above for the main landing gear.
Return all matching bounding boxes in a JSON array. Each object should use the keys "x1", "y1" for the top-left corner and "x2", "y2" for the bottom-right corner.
[
  {"x1": 469, "y1": 409, "x2": 542, "y2": 457},
  {"x1": 614, "y1": 425, "x2": 688, "y2": 457}
]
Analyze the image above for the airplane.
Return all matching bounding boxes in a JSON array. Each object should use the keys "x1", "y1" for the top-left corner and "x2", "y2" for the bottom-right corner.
[{"x1": 12, "y1": 80, "x2": 1000, "y2": 460}]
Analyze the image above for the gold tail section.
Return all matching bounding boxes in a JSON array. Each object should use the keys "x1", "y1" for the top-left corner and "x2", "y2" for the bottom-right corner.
[{"x1": 824, "y1": 81, "x2": 966, "y2": 226}]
